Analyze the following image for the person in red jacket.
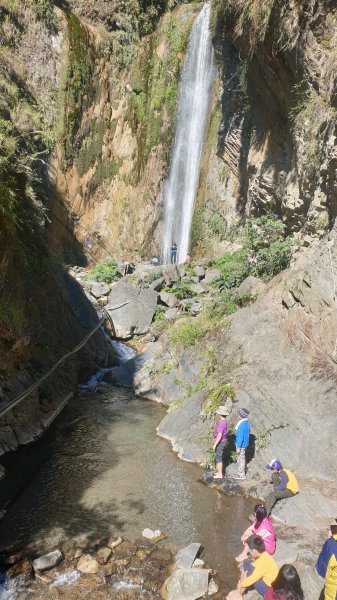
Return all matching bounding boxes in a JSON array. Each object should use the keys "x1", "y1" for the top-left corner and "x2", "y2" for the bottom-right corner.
[{"x1": 264, "y1": 564, "x2": 304, "y2": 600}]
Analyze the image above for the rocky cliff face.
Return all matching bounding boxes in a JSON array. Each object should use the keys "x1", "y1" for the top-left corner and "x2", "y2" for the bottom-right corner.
[
  {"x1": 193, "y1": 0, "x2": 337, "y2": 257},
  {"x1": 0, "y1": 1, "x2": 109, "y2": 454}
]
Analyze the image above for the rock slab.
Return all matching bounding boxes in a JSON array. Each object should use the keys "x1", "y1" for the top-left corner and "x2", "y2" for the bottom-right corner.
[
  {"x1": 166, "y1": 568, "x2": 209, "y2": 600},
  {"x1": 174, "y1": 543, "x2": 201, "y2": 569}
]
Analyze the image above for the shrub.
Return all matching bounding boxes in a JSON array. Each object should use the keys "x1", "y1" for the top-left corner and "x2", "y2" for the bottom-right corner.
[
  {"x1": 166, "y1": 282, "x2": 195, "y2": 299},
  {"x1": 213, "y1": 249, "x2": 248, "y2": 290},
  {"x1": 204, "y1": 382, "x2": 235, "y2": 415},
  {"x1": 206, "y1": 291, "x2": 255, "y2": 321},
  {"x1": 146, "y1": 268, "x2": 163, "y2": 283},
  {"x1": 153, "y1": 304, "x2": 167, "y2": 322},
  {"x1": 170, "y1": 317, "x2": 209, "y2": 348},
  {"x1": 88, "y1": 260, "x2": 120, "y2": 283}
]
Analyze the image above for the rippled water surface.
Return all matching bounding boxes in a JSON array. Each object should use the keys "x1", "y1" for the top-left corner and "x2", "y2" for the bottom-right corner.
[{"x1": 0, "y1": 385, "x2": 254, "y2": 588}]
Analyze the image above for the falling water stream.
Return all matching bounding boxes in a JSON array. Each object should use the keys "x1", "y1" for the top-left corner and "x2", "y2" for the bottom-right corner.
[{"x1": 162, "y1": 3, "x2": 215, "y2": 264}]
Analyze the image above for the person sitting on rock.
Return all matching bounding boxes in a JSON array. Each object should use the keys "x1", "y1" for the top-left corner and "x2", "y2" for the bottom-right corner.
[
  {"x1": 150, "y1": 257, "x2": 159, "y2": 266},
  {"x1": 264, "y1": 564, "x2": 304, "y2": 600},
  {"x1": 236, "y1": 504, "x2": 276, "y2": 563},
  {"x1": 234, "y1": 407, "x2": 250, "y2": 480},
  {"x1": 316, "y1": 520, "x2": 337, "y2": 600},
  {"x1": 264, "y1": 460, "x2": 299, "y2": 516},
  {"x1": 236, "y1": 535, "x2": 279, "y2": 598},
  {"x1": 212, "y1": 405, "x2": 229, "y2": 480}
]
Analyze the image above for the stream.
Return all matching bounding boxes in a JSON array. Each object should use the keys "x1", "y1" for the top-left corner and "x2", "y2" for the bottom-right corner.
[{"x1": 0, "y1": 385, "x2": 254, "y2": 590}]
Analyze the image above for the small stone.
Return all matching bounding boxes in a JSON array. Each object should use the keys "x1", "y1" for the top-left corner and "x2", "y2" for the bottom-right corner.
[
  {"x1": 113, "y1": 541, "x2": 137, "y2": 556},
  {"x1": 96, "y1": 547, "x2": 112, "y2": 565},
  {"x1": 35, "y1": 569, "x2": 53, "y2": 584},
  {"x1": 32, "y1": 550, "x2": 63, "y2": 572},
  {"x1": 192, "y1": 558, "x2": 205, "y2": 568},
  {"x1": 65, "y1": 547, "x2": 82, "y2": 561},
  {"x1": 77, "y1": 554, "x2": 100, "y2": 574},
  {"x1": 150, "y1": 548, "x2": 171, "y2": 561},
  {"x1": 208, "y1": 578, "x2": 219, "y2": 595},
  {"x1": 129, "y1": 558, "x2": 141, "y2": 569},
  {"x1": 142, "y1": 528, "x2": 163, "y2": 542},
  {"x1": 136, "y1": 549, "x2": 148, "y2": 560},
  {"x1": 8, "y1": 559, "x2": 32, "y2": 578},
  {"x1": 104, "y1": 558, "x2": 129, "y2": 576},
  {"x1": 106, "y1": 535, "x2": 123, "y2": 549}
]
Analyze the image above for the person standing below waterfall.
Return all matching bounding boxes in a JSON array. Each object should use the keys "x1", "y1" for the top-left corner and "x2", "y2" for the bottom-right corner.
[
  {"x1": 170, "y1": 242, "x2": 177, "y2": 264},
  {"x1": 234, "y1": 408, "x2": 250, "y2": 480}
]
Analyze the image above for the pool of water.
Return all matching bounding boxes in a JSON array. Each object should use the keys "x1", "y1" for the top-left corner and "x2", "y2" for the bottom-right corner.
[{"x1": 0, "y1": 385, "x2": 254, "y2": 589}]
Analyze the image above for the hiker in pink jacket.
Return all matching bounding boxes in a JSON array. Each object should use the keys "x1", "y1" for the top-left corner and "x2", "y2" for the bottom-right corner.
[{"x1": 236, "y1": 504, "x2": 276, "y2": 562}]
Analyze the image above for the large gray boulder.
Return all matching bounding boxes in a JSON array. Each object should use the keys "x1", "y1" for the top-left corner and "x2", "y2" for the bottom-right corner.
[
  {"x1": 203, "y1": 268, "x2": 220, "y2": 284},
  {"x1": 165, "y1": 568, "x2": 209, "y2": 600},
  {"x1": 32, "y1": 550, "x2": 63, "y2": 572},
  {"x1": 194, "y1": 266, "x2": 205, "y2": 280},
  {"x1": 90, "y1": 282, "x2": 110, "y2": 298},
  {"x1": 237, "y1": 275, "x2": 265, "y2": 296},
  {"x1": 159, "y1": 291, "x2": 180, "y2": 308},
  {"x1": 106, "y1": 281, "x2": 158, "y2": 339}
]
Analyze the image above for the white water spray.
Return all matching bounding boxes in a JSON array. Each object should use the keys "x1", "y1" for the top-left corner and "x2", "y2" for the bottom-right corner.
[{"x1": 162, "y1": 3, "x2": 214, "y2": 264}]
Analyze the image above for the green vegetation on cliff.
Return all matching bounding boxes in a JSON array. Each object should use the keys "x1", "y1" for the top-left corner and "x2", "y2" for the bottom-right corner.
[
  {"x1": 61, "y1": 12, "x2": 95, "y2": 162},
  {"x1": 127, "y1": 9, "x2": 194, "y2": 177}
]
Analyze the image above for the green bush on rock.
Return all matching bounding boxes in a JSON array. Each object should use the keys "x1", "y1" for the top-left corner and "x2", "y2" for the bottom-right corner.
[
  {"x1": 212, "y1": 215, "x2": 296, "y2": 290},
  {"x1": 88, "y1": 260, "x2": 120, "y2": 283}
]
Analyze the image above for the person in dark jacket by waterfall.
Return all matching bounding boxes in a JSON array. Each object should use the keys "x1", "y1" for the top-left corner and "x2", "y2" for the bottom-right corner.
[{"x1": 170, "y1": 242, "x2": 177, "y2": 264}]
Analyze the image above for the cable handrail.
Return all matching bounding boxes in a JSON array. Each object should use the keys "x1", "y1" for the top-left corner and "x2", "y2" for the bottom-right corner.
[{"x1": 0, "y1": 300, "x2": 132, "y2": 419}]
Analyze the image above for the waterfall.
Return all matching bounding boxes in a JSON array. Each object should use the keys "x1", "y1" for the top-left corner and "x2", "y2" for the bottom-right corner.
[{"x1": 162, "y1": 3, "x2": 214, "y2": 265}]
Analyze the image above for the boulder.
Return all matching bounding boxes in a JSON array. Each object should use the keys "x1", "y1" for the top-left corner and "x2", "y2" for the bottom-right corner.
[
  {"x1": 32, "y1": 550, "x2": 63, "y2": 572},
  {"x1": 194, "y1": 266, "x2": 205, "y2": 280},
  {"x1": 237, "y1": 275, "x2": 265, "y2": 296},
  {"x1": 150, "y1": 277, "x2": 165, "y2": 291},
  {"x1": 90, "y1": 282, "x2": 110, "y2": 298},
  {"x1": 106, "y1": 281, "x2": 158, "y2": 338},
  {"x1": 163, "y1": 265, "x2": 180, "y2": 285},
  {"x1": 174, "y1": 543, "x2": 201, "y2": 569},
  {"x1": 165, "y1": 308, "x2": 179, "y2": 321},
  {"x1": 165, "y1": 568, "x2": 209, "y2": 600},
  {"x1": 203, "y1": 268, "x2": 220, "y2": 284},
  {"x1": 159, "y1": 291, "x2": 180, "y2": 308},
  {"x1": 190, "y1": 283, "x2": 206, "y2": 295}
]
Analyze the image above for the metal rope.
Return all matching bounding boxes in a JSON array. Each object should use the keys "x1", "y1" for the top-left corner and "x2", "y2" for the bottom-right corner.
[{"x1": 0, "y1": 300, "x2": 132, "y2": 419}]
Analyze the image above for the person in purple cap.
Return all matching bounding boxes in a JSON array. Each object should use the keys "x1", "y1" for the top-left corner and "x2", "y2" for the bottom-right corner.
[
  {"x1": 265, "y1": 459, "x2": 299, "y2": 515},
  {"x1": 234, "y1": 407, "x2": 251, "y2": 480}
]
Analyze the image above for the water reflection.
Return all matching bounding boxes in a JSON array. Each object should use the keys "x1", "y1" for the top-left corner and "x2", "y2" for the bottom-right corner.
[{"x1": 0, "y1": 385, "x2": 254, "y2": 587}]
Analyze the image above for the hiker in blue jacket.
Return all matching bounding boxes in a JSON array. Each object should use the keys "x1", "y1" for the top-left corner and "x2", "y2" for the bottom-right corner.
[{"x1": 235, "y1": 407, "x2": 250, "y2": 480}]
